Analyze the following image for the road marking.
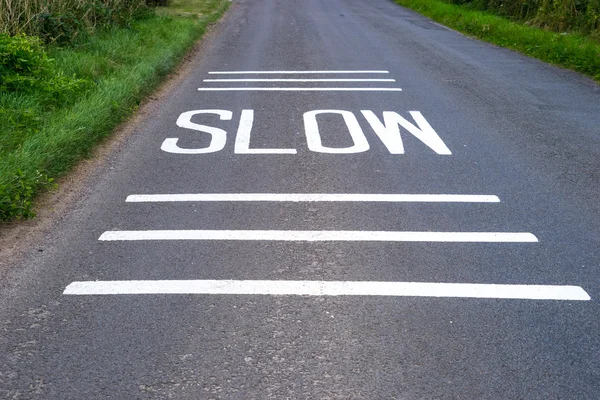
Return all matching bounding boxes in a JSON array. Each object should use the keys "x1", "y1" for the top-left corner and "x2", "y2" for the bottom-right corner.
[
  {"x1": 160, "y1": 109, "x2": 450, "y2": 155},
  {"x1": 99, "y1": 230, "x2": 538, "y2": 242},
  {"x1": 161, "y1": 109, "x2": 230, "y2": 154},
  {"x1": 197, "y1": 87, "x2": 403, "y2": 92},
  {"x1": 63, "y1": 280, "x2": 590, "y2": 301},
  {"x1": 362, "y1": 110, "x2": 452, "y2": 155},
  {"x1": 125, "y1": 193, "x2": 501, "y2": 203},
  {"x1": 203, "y1": 78, "x2": 396, "y2": 82},
  {"x1": 208, "y1": 70, "x2": 390, "y2": 74},
  {"x1": 305, "y1": 110, "x2": 370, "y2": 153},
  {"x1": 234, "y1": 109, "x2": 297, "y2": 154}
]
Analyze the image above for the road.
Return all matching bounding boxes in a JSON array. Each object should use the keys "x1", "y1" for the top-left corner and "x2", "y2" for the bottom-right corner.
[{"x1": 1, "y1": 0, "x2": 600, "y2": 398}]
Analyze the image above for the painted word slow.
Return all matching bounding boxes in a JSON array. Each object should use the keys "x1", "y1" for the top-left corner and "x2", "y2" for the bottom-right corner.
[{"x1": 161, "y1": 109, "x2": 452, "y2": 155}]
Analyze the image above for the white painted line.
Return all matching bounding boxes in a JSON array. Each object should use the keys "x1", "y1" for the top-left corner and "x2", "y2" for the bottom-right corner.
[
  {"x1": 203, "y1": 78, "x2": 396, "y2": 82},
  {"x1": 197, "y1": 87, "x2": 403, "y2": 92},
  {"x1": 208, "y1": 70, "x2": 390, "y2": 74},
  {"x1": 99, "y1": 230, "x2": 538, "y2": 242},
  {"x1": 126, "y1": 193, "x2": 501, "y2": 203},
  {"x1": 63, "y1": 280, "x2": 591, "y2": 301}
]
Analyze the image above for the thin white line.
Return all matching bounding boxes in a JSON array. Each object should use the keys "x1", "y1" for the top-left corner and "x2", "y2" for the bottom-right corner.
[
  {"x1": 197, "y1": 87, "x2": 403, "y2": 92},
  {"x1": 203, "y1": 78, "x2": 396, "y2": 82},
  {"x1": 126, "y1": 193, "x2": 501, "y2": 203},
  {"x1": 99, "y1": 230, "x2": 538, "y2": 243},
  {"x1": 63, "y1": 280, "x2": 591, "y2": 301},
  {"x1": 208, "y1": 70, "x2": 390, "y2": 74}
]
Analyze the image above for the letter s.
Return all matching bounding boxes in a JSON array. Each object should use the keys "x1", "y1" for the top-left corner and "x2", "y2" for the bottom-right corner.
[{"x1": 161, "y1": 109, "x2": 232, "y2": 154}]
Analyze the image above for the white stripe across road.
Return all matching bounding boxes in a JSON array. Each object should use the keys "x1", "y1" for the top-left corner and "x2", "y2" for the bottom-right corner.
[
  {"x1": 197, "y1": 87, "x2": 403, "y2": 92},
  {"x1": 125, "y1": 193, "x2": 501, "y2": 203},
  {"x1": 98, "y1": 230, "x2": 538, "y2": 242},
  {"x1": 63, "y1": 280, "x2": 591, "y2": 301},
  {"x1": 208, "y1": 70, "x2": 390, "y2": 74},
  {"x1": 203, "y1": 78, "x2": 396, "y2": 82}
]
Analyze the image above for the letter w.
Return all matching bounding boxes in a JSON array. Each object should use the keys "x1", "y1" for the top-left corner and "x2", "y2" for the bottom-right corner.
[{"x1": 361, "y1": 111, "x2": 451, "y2": 155}]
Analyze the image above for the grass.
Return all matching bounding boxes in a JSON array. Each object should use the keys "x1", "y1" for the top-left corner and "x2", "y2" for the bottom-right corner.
[
  {"x1": 0, "y1": 0, "x2": 229, "y2": 220},
  {"x1": 394, "y1": 0, "x2": 600, "y2": 81},
  {"x1": 160, "y1": 0, "x2": 226, "y2": 16}
]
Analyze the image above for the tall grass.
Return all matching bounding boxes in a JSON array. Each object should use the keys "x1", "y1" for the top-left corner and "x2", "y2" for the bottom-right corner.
[
  {"x1": 445, "y1": 0, "x2": 600, "y2": 39},
  {"x1": 0, "y1": 0, "x2": 147, "y2": 40},
  {"x1": 395, "y1": 0, "x2": 600, "y2": 80}
]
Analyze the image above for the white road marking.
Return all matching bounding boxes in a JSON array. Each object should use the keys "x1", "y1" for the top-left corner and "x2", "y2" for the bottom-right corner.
[
  {"x1": 125, "y1": 193, "x2": 501, "y2": 203},
  {"x1": 362, "y1": 110, "x2": 452, "y2": 155},
  {"x1": 197, "y1": 87, "x2": 403, "y2": 92},
  {"x1": 98, "y1": 230, "x2": 538, "y2": 242},
  {"x1": 305, "y1": 110, "x2": 370, "y2": 153},
  {"x1": 234, "y1": 109, "x2": 297, "y2": 154},
  {"x1": 161, "y1": 109, "x2": 230, "y2": 154},
  {"x1": 203, "y1": 78, "x2": 396, "y2": 82},
  {"x1": 208, "y1": 70, "x2": 390, "y2": 74},
  {"x1": 63, "y1": 280, "x2": 591, "y2": 301}
]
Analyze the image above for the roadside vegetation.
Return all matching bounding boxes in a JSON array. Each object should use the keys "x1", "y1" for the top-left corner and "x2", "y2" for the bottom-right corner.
[
  {"x1": 395, "y1": 0, "x2": 600, "y2": 81},
  {"x1": 0, "y1": 0, "x2": 229, "y2": 221}
]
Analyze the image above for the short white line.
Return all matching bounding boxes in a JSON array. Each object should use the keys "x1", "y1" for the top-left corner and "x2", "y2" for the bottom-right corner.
[
  {"x1": 208, "y1": 70, "x2": 390, "y2": 74},
  {"x1": 98, "y1": 230, "x2": 538, "y2": 243},
  {"x1": 203, "y1": 78, "x2": 396, "y2": 82},
  {"x1": 197, "y1": 87, "x2": 403, "y2": 92},
  {"x1": 63, "y1": 280, "x2": 591, "y2": 301},
  {"x1": 126, "y1": 193, "x2": 501, "y2": 203}
]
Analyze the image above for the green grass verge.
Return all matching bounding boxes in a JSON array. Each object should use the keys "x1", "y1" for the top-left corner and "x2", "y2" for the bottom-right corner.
[
  {"x1": 0, "y1": 0, "x2": 229, "y2": 221},
  {"x1": 160, "y1": 0, "x2": 226, "y2": 16},
  {"x1": 394, "y1": 0, "x2": 600, "y2": 81}
]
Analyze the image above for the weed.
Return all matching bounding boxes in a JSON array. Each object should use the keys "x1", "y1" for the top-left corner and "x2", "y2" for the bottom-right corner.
[
  {"x1": 0, "y1": 34, "x2": 90, "y2": 104},
  {"x1": 0, "y1": 170, "x2": 56, "y2": 220}
]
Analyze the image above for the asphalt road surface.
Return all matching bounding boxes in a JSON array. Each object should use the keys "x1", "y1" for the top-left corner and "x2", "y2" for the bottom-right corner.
[{"x1": 1, "y1": 0, "x2": 600, "y2": 398}]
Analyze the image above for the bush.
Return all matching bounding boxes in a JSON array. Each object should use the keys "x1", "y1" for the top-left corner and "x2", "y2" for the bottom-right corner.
[
  {"x1": 35, "y1": 10, "x2": 85, "y2": 44},
  {"x1": 146, "y1": 0, "x2": 171, "y2": 6},
  {"x1": 0, "y1": 34, "x2": 47, "y2": 75},
  {"x1": 0, "y1": 170, "x2": 55, "y2": 220},
  {"x1": 0, "y1": 34, "x2": 89, "y2": 104}
]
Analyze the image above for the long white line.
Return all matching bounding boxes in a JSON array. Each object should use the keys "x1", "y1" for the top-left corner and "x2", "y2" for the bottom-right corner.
[
  {"x1": 98, "y1": 230, "x2": 538, "y2": 242},
  {"x1": 208, "y1": 70, "x2": 390, "y2": 74},
  {"x1": 125, "y1": 193, "x2": 501, "y2": 203},
  {"x1": 63, "y1": 280, "x2": 590, "y2": 300},
  {"x1": 203, "y1": 78, "x2": 396, "y2": 82},
  {"x1": 197, "y1": 87, "x2": 403, "y2": 92}
]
